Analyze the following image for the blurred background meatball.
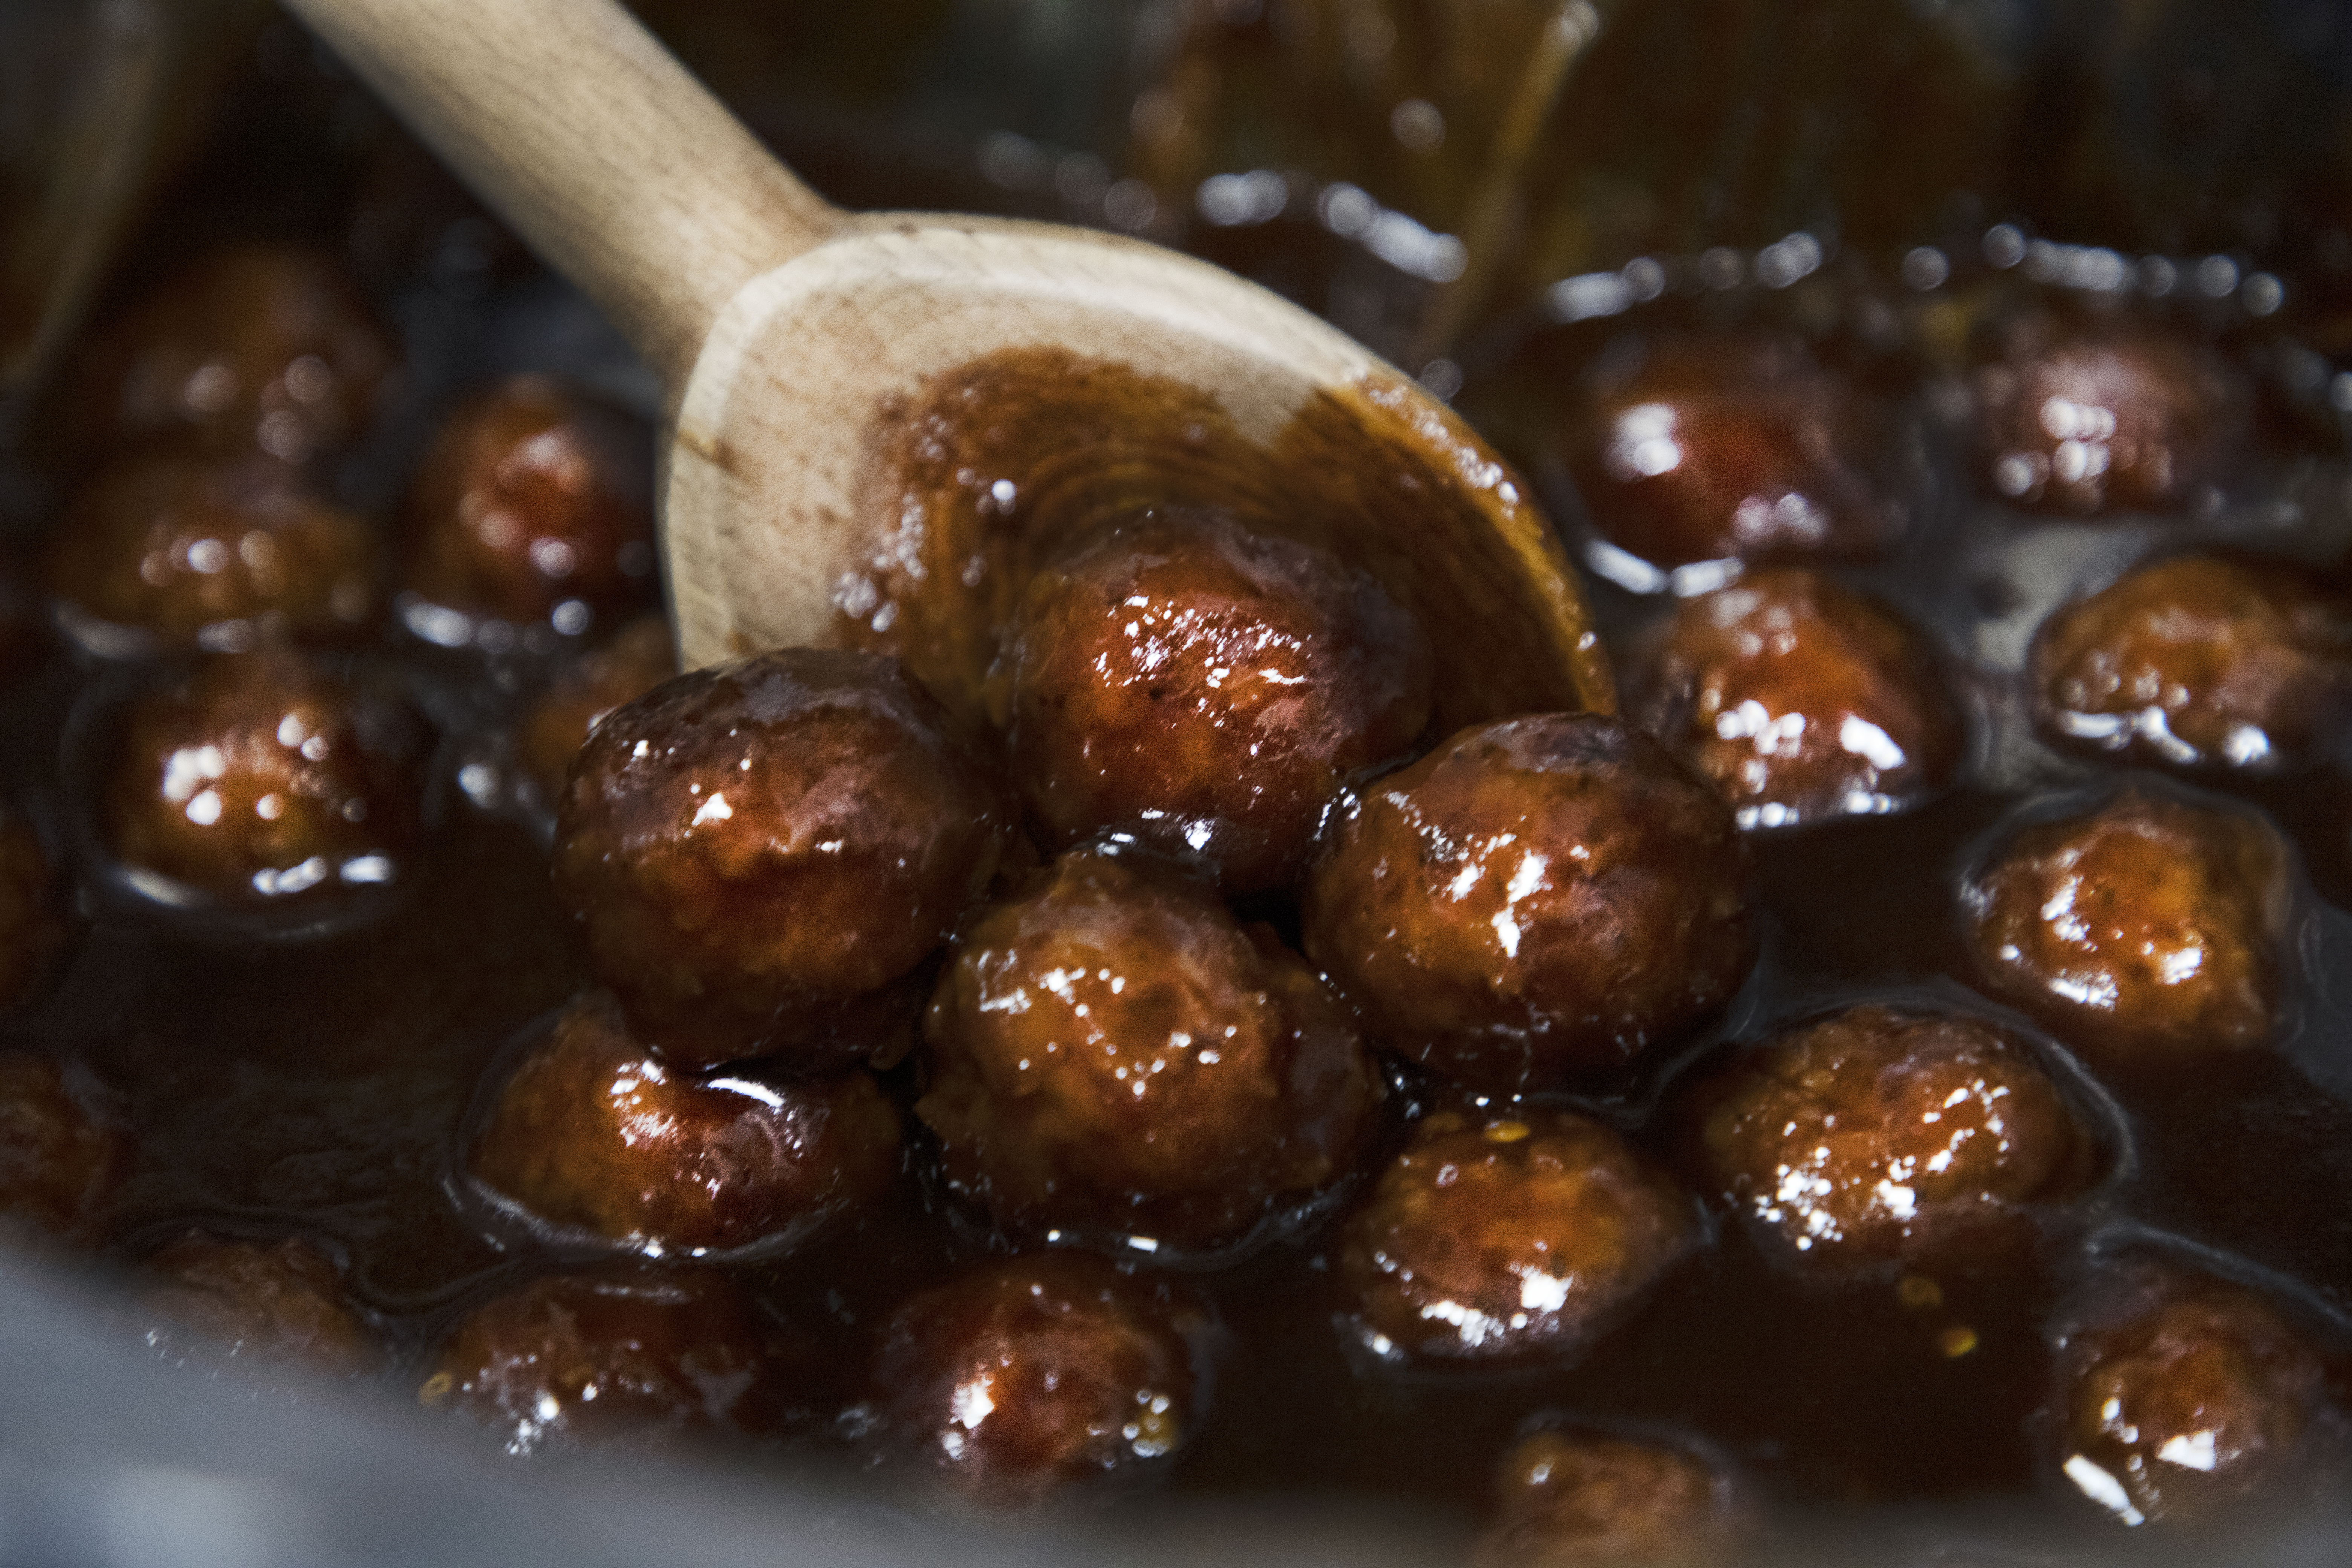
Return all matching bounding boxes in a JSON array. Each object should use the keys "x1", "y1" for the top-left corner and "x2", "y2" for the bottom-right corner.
[
  {"x1": 1479, "y1": 1429, "x2": 1742, "y2": 1568},
  {"x1": 48, "y1": 450, "x2": 378, "y2": 649},
  {"x1": 400, "y1": 375, "x2": 657, "y2": 634},
  {"x1": 552, "y1": 648, "x2": 1012, "y2": 1070},
  {"x1": 1631, "y1": 568, "x2": 1963, "y2": 828},
  {"x1": 469, "y1": 989, "x2": 900, "y2": 1257},
  {"x1": 0, "y1": 804, "x2": 72, "y2": 1012},
  {"x1": 1685, "y1": 1004, "x2": 2093, "y2": 1269},
  {"x1": 918, "y1": 851, "x2": 1380, "y2": 1256},
  {"x1": 1002, "y1": 510, "x2": 1431, "y2": 894},
  {"x1": 865, "y1": 1252, "x2": 1202, "y2": 1505},
  {"x1": 1303, "y1": 714, "x2": 1754, "y2": 1093},
  {"x1": 1340, "y1": 1106, "x2": 1694, "y2": 1363},
  {"x1": 101, "y1": 647, "x2": 430, "y2": 904},
  {"x1": 515, "y1": 614, "x2": 675, "y2": 805},
  {"x1": 138, "y1": 1230, "x2": 380, "y2": 1379},
  {"x1": 2032, "y1": 555, "x2": 2352, "y2": 773},
  {"x1": 1962, "y1": 790, "x2": 2289, "y2": 1058},
  {"x1": 0, "y1": 1051, "x2": 121, "y2": 1242}
]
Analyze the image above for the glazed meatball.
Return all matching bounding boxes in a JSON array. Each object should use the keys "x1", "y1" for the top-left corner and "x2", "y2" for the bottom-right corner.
[
  {"x1": 0, "y1": 1051, "x2": 121, "y2": 1240},
  {"x1": 1962, "y1": 789, "x2": 2289, "y2": 1057},
  {"x1": 401, "y1": 375, "x2": 657, "y2": 630},
  {"x1": 552, "y1": 648, "x2": 1014, "y2": 1070},
  {"x1": 1480, "y1": 1430, "x2": 1741, "y2": 1568},
  {"x1": 2050, "y1": 1265, "x2": 2346, "y2": 1529},
  {"x1": 139, "y1": 1231, "x2": 380, "y2": 1377},
  {"x1": 0, "y1": 804, "x2": 70, "y2": 1012},
  {"x1": 2032, "y1": 555, "x2": 2352, "y2": 772},
  {"x1": 1685, "y1": 1005, "x2": 2092, "y2": 1268},
  {"x1": 63, "y1": 244, "x2": 397, "y2": 464},
  {"x1": 103, "y1": 647, "x2": 430, "y2": 904},
  {"x1": 1339, "y1": 1107, "x2": 1694, "y2": 1362},
  {"x1": 917, "y1": 851, "x2": 1380, "y2": 1256},
  {"x1": 866, "y1": 1252, "x2": 1202, "y2": 1504},
  {"x1": 1974, "y1": 319, "x2": 2247, "y2": 514},
  {"x1": 1563, "y1": 335, "x2": 1902, "y2": 575},
  {"x1": 1002, "y1": 510, "x2": 1431, "y2": 892},
  {"x1": 468, "y1": 989, "x2": 901, "y2": 1256},
  {"x1": 1631, "y1": 568, "x2": 1964, "y2": 827},
  {"x1": 420, "y1": 1268, "x2": 812, "y2": 1456},
  {"x1": 516, "y1": 614, "x2": 675, "y2": 803},
  {"x1": 47, "y1": 451, "x2": 378, "y2": 648},
  {"x1": 1302, "y1": 715, "x2": 1755, "y2": 1093}
]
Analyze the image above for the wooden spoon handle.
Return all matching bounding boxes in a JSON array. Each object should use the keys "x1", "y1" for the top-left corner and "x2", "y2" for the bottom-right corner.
[{"x1": 282, "y1": 0, "x2": 838, "y2": 386}]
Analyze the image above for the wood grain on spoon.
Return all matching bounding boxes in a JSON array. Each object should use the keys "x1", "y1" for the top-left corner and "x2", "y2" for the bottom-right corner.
[{"x1": 283, "y1": 0, "x2": 1614, "y2": 723}]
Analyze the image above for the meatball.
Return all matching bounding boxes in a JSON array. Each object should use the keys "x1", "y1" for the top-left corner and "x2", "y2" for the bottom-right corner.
[
  {"x1": 1563, "y1": 335, "x2": 1902, "y2": 576},
  {"x1": 552, "y1": 648, "x2": 1014, "y2": 1070},
  {"x1": 1302, "y1": 714, "x2": 1755, "y2": 1093},
  {"x1": 917, "y1": 851, "x2": 1381, "y2": 1256},
  {"x1": 62, "y1": 243, "x2": 397, "y2": 465},
  {"x1": 138, "y1": 1231, "x2": 380, "y2": 1378},
  {"x1": 0, "y1": 804, "x2": 70, "y2": 1012},
  {"x1": 866, "y1": 1252, "x2": 1202, "y2": 1504},
  {"x1": 102, "y1": 647, "x2": 430, "y2": 905},
  {"x1": 0, "y1": 1051, "x2": 121, "y2": 1240},
  {"x1": 1974, "y1": 319, "x2": 2247, "y2": 514},
  {"x1": 1631, "y1": 568, "x2": 1964, "y2": 828},
  {"x1": 468, "y1": 989, "x2": 902, "y2": 1256},
  {"x1": 419, "y1": 1268, "x2": 813, "y2": 1456},
  {"x1": 1002, "y1": 509, "x2": 1431, "y2": 893},
  {"x1": 516, "y1": 614, "x2": 676, "y2": 803},
  {"x1": 1685, "y1": 1004, "x2": 2092, "y2": 1268},
  {"x1": 2032, "y1": 554, "x2": 2352, "y2": 772},
  {"x1": 1479, "y1": 1430, "x2": 1741, "y2": 1568},
  {"x1": 2050, "y1": 1265, "x2": 2345, "y2": 1529},
  {"x1": 401, "y1": 375, "x2": 657, "y2": 630},
  {"x1": 47, "y1": 451, "x2": 378, "y2": 648},
  {"x1": 1339, "y1": 1107, "x2": 1694, "y2": 1362},
  {"x1": 1962, "y1": 789, "x2": 2289, "y2": 1057}
]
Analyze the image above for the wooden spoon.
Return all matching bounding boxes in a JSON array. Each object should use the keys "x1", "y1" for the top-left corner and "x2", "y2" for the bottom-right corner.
[{"x1": 285, "y1": 0, "x2": 1612, "y2": 729}]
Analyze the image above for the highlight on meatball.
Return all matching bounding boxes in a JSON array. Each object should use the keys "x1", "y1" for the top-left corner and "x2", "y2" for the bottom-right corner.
[
  {"x1": 1002, "y1": 508, "x2": 1432, "y2": 893},
  {"x1": 419, "y1": 1268, "x2": 815, "y2": 1456},
  {"x1": 552, "y1": 648, "x2": 1014, "y2": 1070},
  {"x1": 0, "y1": 1051, "x2": 122, "y2": 1240},
  {"x1": 917, "y1": 851, "x2": 1381, "y2": 1257},
  {"x1": 2048, "y1": 1260, "x2": 2348, "y2": 1530},
  {"x1": 468, "y1": 989, "x2": 901, "y2": 1257},
  {"x1": 138, "y1": 1230, "x2": 380, "y2": 1378},
  {"x1": 1961, "y1": 789, "x2": 2291, "y2": 1058},
  {"x1": 0, "y1": 804, "x2": 71, "y2": 1012},
  {"x1": 1683, "y1": 1004, "x2": 2095, "y2": 1268},
  {"x1": 516, "y1": 614, "x2": 675, "y2": 804},
  {"x1": 1972, "y1": 318, "x2": 2247, "y2": 514},
  {"x1": 1631, "y1": 568, "x2": 1964, "y2": 828},
  {"x1": 864, "y1": 1252, "x2": 1204, "y2": 1505},
  {"x1": 2032, "y1": 554, "x2": 2352, "y2": 773},
  {"x1": 47, "y1": 451, "x2": 378, "y2": 651},
  {"x1": 1302, "y1": 714, "x2": 1755, "y2": 1094},
  {"x1": 400, "y1": 374, "x2": 657, "y2": 633},
  {"x1": 1479, "y1": 1428, "x2": 1743, "y2": 1568},
  {"x1": 1563, "y1": 334, "x2": 1903, "y2": 581},
  {"x1": 1339, "y1": 1106, "x2": 1695, "y2": 1363}
]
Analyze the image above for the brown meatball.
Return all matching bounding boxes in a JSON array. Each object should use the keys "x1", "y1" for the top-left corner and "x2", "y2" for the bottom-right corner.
[
  {"x1": 468, "y1": 989, "x2": 902, "y2": 1257},
  {"x1": 1339, "y1": 1107, "x2": 1694, "y2": 1362},
  {"x1": 866, "y1": 1252, "x2": 1202, "y2": 1504},
  {"x1": 1631, "y1": 568, "x2": 1964, "y2": 828},
  {"x1": 917, "y1": 851, "x2": 1381, "y2": 1256},
  {"x1": 0, "y1": 804, "x2": 71, "y2": 1012},
  {"x1": 2032, "y1": 555, "x2": 2352, "y2": 772},
  {"x1": 1564, "y1": 335, "x2": 1902, "y2": 574},
  {"x1": 401, "y1": 375, "x2": 657, "y2": 629},
  {"x1": 1302, "y1": 715, "x2": 1755, "y2": 1093},
  {"x1": 419, "y1": 1268, "x2": 813, "y2": 1456},
  {"x1": 0, "y1": 1051, "x2": 121, "y2": 1240},
  {"x1": 102, "y1": 647, "x2": 430, "y2": 905},
  {"x1": 63, "y1": 244, "x2": 397, "y2": 464},
  {"x1": 1685, "y1": 1005, "x2": 2092, "y2": 1268},
  {"x1": 1479, "y1": 1430, "x2": 1741, "y2": 1568},
  {"x1": 1003, "y1": 510, "x2": 1431, "y2": 893},
  {"x1": 47, "y1": 451, "x2": 378, "y2": 648},
  {"x1": 1974, "y1": 320, "x2": 2247, "y2": 514},
  {"x1": 553, "y1": 648, "x2": 1014, "y2": 1070},
  {"x1": 138, "y1": 1231, "x2": 380, "y2": 1377},
  {"x1": 516, "y1": 614, "x2": 676, "y2": 804},
  {"x1": 2050, "y1": 1265, "x2": 2346, "y2": 1529},
  {"x1": 1962, "y1": 790, "x2": 2290, "y2": 1057}
]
